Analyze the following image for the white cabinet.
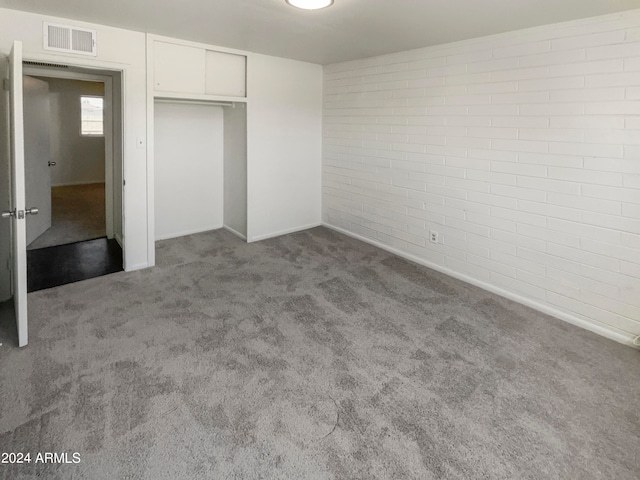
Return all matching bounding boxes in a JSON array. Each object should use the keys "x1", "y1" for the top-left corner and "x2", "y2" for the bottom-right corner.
[
  {"x1": 153, "y1": 40, "x2": 246, "y2": 98},
  {"x1": 153, "y1": 42, "x2": 205, "y2": 94},
  {"x1": 205, "y1": 50, "x2": 246, "y2": 97}
]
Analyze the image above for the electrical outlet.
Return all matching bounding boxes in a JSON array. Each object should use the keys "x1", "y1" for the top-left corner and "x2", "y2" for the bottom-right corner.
[{"x1": 429, "y1": 230, "x2": 439, "y2": 244}]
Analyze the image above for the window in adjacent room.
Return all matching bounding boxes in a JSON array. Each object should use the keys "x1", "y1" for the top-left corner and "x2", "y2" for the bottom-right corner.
[{"x1": 80, "y1": 95, "x2": 104, "y2": 136}]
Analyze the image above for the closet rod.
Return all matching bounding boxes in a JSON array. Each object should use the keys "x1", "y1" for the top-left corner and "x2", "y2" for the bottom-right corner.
[{"x1": 154, "y1": 98, "x2": 236, "y2": 107}]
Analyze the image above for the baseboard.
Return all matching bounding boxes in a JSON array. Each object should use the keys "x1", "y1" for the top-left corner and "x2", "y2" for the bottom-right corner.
[
  {"x1": 322, "y1": 223, "x2": 639, "y2": 349},
  {"x1": 223, "y1": 225, "x2": 247, "y2": 241},
  {"x1": 155, "y1": 225, "x2": 224, "y2": 241},
  {"x1": 125, "y1": 262, "x2": 148, "y2": 273},
  {"x1": 248, "y1": 222, "x2": 322, "y2": 243}
]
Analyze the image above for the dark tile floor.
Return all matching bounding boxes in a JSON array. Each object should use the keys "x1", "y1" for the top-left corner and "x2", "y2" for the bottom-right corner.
[{"x1": 27, "y1": 237, "x2": 123, "y2": 292}]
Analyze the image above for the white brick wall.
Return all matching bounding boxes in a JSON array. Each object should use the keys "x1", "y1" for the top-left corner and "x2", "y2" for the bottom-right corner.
[{"x1": 323, "y1": 9, "x2": 640, "y2": 346}]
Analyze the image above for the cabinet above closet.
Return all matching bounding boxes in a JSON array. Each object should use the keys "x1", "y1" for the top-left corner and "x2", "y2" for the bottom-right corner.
[{"x1": 152, "y1": 39, "x2": 247, "y2": 101}]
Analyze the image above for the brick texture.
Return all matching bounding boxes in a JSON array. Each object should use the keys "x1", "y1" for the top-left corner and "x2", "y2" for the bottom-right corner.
[{"x1": 323, "y1": 9, "x2": 640, "y2": 341}]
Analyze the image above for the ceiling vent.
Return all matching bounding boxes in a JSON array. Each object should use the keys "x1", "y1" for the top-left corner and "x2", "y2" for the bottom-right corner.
[
  {"x1": 43, "y1": 22, "x2": 97, "y2": 56},
  {"x1": 23, "y1": 61, "x2": 69, "y2": 69}
]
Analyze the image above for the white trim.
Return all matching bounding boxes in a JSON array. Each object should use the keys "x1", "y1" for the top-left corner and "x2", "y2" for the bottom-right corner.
[
  {"x1": 146, "y1": 33, "x2": 156, "y2": 269},
  {"x1": 125, "y1": 262, "x2": 148, "y2": 272},
  {"x1": 245, "y1": 88, "x2": 252, "y2": 243},
  {"x1": 323, "y1": 222, "x2": 640, "y2": 350},
  {"x1": 223, "y1": 225, "x2": 247, "y2": 241},
  {"x1": 114, "y1": 231, "x2": 123, "y2": 248},
  {"x1": 155, "y1": 224, "x2": 224, "y2": 241},
  {"x1": 103, "y1": 76, "x2": 114, "y2": 240},
  {"x1": 248, "y1": 223, "x2": 321, "y2": 243}
]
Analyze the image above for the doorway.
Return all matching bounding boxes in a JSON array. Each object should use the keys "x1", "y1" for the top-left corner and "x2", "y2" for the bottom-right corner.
[{"x1": 21, "y1": 64, "x2": 124, "y2": 291}]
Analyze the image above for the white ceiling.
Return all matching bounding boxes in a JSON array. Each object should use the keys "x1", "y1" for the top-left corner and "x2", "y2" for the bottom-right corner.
[{"x1": 1, "y1": 0, "x2": 638, "y2": 64}]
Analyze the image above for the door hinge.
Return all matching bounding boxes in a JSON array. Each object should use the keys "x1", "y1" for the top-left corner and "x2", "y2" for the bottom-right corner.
[{"x1": 2, "y1": 78, "x2": 9, "y2": 91}]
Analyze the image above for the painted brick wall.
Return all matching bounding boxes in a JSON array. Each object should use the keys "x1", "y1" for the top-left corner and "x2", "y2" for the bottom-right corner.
[{"x1": 322, "y1": 9, "x2": 640, "y2": 346}]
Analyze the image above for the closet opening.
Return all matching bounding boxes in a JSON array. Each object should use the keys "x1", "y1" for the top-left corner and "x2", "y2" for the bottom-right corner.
[{"x1": 153, "y1": 99, "x2": 247, "y2": 247}]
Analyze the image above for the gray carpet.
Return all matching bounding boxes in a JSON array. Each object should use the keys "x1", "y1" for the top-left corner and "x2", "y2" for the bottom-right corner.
[
  {"x1": 27, "y1": 183, "x2": 106, "y2": 250},
  {"x1": 0, "y1": 227, "x2": 638, "y2": 479}
]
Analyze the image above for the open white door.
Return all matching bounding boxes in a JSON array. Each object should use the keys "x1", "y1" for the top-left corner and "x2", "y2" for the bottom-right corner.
[
  {"x1": 3, "y1": 41, "x2": 29, "y2": 347},
  {"x1": 24, "y1": 75, "x2": 52, "y2": 245}
]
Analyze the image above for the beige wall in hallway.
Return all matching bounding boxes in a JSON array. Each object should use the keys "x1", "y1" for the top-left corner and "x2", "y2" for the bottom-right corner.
[{"x1": 42, "y1": 78, "x2": 106, "y2": 186}]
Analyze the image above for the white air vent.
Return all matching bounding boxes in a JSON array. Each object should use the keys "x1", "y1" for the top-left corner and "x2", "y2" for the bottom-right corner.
[{"x1": 43, "y1": 22, "x2": 97, "y2": 56}]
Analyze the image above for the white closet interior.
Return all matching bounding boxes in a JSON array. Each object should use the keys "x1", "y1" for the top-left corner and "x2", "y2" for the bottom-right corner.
[
  {"x1": 154, "y1": 102, "x2": 223, "y2": 240},
  {"x1": 151, "y1": 37, "x2": 248, "y2": 242},
  {"x1": 222, "y1": 103, "x2": 247, "y2": 239}
]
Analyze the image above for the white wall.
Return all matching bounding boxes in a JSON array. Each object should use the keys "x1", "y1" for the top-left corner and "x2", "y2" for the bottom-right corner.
[
  {"x1": 0, "y1": 7, "x2": 148, "y2": 272},
  {"x1": 223, "y1": 103, "x2": 247, "y2": 238},
  {"x1": 154, "y1": 102, "x2": 224, "y2": 240},
  {"x1": 247, "y1": 54, "x2": 323, "y2": 242},
  {"x1": 323, "y1": 9, "x2": 640, "y2": 346},
  {"x1": 44, "y1": 78, "x2": 105, "y2": 186}
]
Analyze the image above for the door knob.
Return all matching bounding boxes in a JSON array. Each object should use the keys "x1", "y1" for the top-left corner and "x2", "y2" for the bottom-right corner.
[
  {"x1": 48, "y1": 161, "x2": 56, "y2": 166},
  {"x1": 25, "y1": 208, "x2": 39, "y2": 215},
  {"x1": 1, "y1": 209, "x2": 15, "y2": 219}
]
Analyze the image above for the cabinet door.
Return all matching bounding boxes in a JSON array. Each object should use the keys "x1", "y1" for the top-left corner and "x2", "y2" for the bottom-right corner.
[
  {"x1": 205, "y1": 50, "x2": 246, "y2": 97},
  {"x1": 154, "y1": 41, "x2": 205, "y2": 94}
]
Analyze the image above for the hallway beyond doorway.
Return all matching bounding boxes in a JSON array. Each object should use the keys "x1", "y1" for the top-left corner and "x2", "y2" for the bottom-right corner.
[{"x1": 27, "y1": 183, "x2": 106, "y2": 250}]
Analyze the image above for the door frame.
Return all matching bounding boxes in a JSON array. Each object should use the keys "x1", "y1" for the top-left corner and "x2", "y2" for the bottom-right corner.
[{"x1": 22, "y1": 66, "x2": 117, "y2": 240}]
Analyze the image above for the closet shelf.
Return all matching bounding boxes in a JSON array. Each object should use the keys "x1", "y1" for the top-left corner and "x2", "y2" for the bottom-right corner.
[{"x1": 154, "y1": 91, "x2": 248, "y2": 104}]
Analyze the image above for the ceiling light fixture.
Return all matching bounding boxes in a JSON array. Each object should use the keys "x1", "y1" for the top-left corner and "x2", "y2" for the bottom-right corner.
[{"x1": 285, "y1": 0, "x2": 334, "y2": 10}]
